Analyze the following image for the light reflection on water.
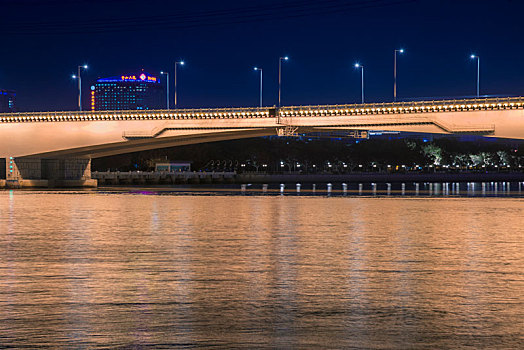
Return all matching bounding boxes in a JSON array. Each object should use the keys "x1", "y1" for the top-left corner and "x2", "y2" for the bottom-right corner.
[
  {"x1": 0, "y1": 190, "x2": 523, "y2": 348},
  {"x1": 103, "y1": 181, "x2": 524, "y2": 197}
]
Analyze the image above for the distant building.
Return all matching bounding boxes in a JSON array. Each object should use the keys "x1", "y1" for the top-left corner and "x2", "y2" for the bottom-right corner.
[
  {"x1": 90, "y1": 71, "x2": 164, "y2": 111},
  {"x1": 155, "y1": 162, "x2": 192, "y2": 172},
  {"x1": 0, "y1": 90, "x2": 16, "y2": 113}
]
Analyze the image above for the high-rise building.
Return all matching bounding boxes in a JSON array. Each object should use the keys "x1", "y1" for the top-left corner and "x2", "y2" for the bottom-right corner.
[
  {"x1": 0, "y1": 90, "x2": 16, "y2": 113},
  {"x1": 91, "y1": 71, "x2": 164, "y2": 111}
]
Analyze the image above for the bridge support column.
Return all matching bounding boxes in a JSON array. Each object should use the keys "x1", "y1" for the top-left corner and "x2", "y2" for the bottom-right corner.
[
  {"x1": 3, "y1": 157, "x2": 97, "y2": 188},
  {"x1": 0, "y1": 158, "x2": 5, "y2": 188}
]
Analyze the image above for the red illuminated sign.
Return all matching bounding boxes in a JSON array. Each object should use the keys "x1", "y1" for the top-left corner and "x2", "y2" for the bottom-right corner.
[{"x1": 121, "y1": 74, "x2": 158, "y2": 82}]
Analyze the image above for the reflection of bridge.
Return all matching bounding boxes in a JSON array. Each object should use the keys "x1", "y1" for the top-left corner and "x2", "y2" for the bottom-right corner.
[{"x1": 1, "y1": 97, "x2": 523, "y2": 187}]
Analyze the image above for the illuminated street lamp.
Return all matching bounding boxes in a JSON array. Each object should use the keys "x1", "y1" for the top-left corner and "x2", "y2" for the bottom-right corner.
[
  {"x1": 278, "y1": 56, "x2": 289, "y2": 107},
  {"x1": 174, "y1": 60, "x2": 185, "y2": 108},
  {"x1": 254, "y1": 67, "x2": 263, "y2": 107},
  {"x1": 394, "y1": 48, "x2": 404, "y2": 101},
  {"x1": 354, "y1": 63, "x2": 364, "y2": 104},
  {"x1": 71, "y1": 64, "x2": 88, "y2": 111},
  {"x1": 160, "y1": 71, "x2": 170, "y2": 109},
  {"x1": 470, "y1": 54, "x2": 480, "y2": 97}
]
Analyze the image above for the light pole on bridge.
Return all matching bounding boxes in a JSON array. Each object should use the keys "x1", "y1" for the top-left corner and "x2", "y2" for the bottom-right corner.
[
  {"x1": 470, "y1": 54, "x2": 480, "y2": 97},
  {"x1": 254, "y1": 67, "x2": 263, "y2": 107},
  {"x1": 394, "y1": 48, "x2": 404, "y2": 102},
  {"x1": 278, "y1": 56, "x2": 289, "y2": 107},
  {"x1": 174, "y1": 60, "x2": 185, "y2": 109},
  {"x1": 160, "y1": 71, "x2": 170, "y2": 109},
  {"x1": 354, "y1": 63, "x2": 364, "y2": 104},
  {"x1": 71, "y1": 64, "x2": 88, "y2": 111}
]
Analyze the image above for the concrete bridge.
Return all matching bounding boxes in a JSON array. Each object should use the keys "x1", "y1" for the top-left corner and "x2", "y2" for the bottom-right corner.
[{"x1": 1, "y1": 96, "x2": 523, "y2": 187}]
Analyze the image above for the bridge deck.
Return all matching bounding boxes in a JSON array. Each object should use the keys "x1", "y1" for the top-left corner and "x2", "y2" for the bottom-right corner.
[
  {"x1": 1, "y1": 96, "x2": 523, "y2": 161},
  {"x1": 1, "y1": 96, "x2": 523, "y2": 123}
]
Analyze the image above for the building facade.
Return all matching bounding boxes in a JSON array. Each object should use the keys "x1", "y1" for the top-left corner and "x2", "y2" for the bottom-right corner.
[
  {"x1": 91, "y1": 72, "x2": 164, "y2": 111},
  {"x1": 0, "y1": 90, "x2": 16, "y2": 113},
  {"x1": 155, "y1": 162, "x2": 192, "y2": 172}
]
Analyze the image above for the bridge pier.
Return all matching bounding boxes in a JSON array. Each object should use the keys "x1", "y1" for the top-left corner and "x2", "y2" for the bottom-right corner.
[{"x1": 2, "y1": 157, "x2": 97, "y2": 188}]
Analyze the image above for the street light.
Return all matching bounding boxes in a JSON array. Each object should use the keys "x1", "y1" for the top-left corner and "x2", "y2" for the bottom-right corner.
[
  {"x1": 355, "y1": 63, "x2": 364, "y2": 104},
  {"x1": 278, "y1": 56, "x2": 289, "y2": 107},
  {"x1": 174, "y1": 60, "x2": 185, "y2": 108},
  {"x1": 72, "y1": 64, "x2": 88, "y2": 111},
  {"x1": 160, "y1": 71, "x2": 170, "y2": 109},
  {"x1": 470, "y1": 54, "x2": 480, "y2": 97},
  {"x1": 254, "y1": 67, "x2": 263, "y2": 107},
  {"x1": 394, "y1": 48, "x2": 404, "y2": 101}
]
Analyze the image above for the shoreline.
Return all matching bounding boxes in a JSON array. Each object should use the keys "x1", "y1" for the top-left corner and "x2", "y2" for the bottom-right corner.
[
  {"x1": 236, "y1": 172, "x2": 524, "y2": 184},
  {"x1": 92, "y1": 171, "x2": 524, "y2": 186},
  {"x1": 3, "y1": 172, "x2": 523, "y2": 189}
]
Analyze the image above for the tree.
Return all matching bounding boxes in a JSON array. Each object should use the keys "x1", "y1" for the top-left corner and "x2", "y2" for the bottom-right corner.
[{"x1": 422, "y1": 144, "x2": 442, "y2": 165}]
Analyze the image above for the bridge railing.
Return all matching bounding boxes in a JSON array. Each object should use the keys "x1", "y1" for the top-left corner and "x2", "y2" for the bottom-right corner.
[
  {"x1": 1, "y1": 96, "x2": 523, "y2": 123},
  {"x1": 0, "y1": 106, "x2": 275, "y2": 123},
  {"x1": 279, "y1": 96, "x2": 524, "y2": 116},
  {"x1": 280, "y1": 96, "x2": 524, "y2": 110}
]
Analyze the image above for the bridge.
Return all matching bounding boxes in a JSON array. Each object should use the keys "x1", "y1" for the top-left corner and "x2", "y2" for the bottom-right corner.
[{"x1": 1, "y1": 96, "x2": 523, "y2": 187}]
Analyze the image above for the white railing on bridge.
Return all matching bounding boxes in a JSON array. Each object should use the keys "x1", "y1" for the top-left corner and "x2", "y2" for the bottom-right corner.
[
  {"x1": 279, "y1": 96, "x2": 524, "y2": 117},
  {"x1": 1, "y1": 96, "x2": 523, "y2": 123},
  {"x1": 0, "y1": 106, "x2": 274, "y2": 123}
]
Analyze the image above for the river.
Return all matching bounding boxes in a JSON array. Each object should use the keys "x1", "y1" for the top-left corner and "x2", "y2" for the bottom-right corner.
[{"x1": 0, "y1": 187, "x2": 523, "y2": 348}]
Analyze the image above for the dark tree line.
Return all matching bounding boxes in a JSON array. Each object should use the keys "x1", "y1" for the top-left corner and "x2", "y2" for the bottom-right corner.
[{"x1": 92, "y1": 136, "x2": 524, "y2": 173}]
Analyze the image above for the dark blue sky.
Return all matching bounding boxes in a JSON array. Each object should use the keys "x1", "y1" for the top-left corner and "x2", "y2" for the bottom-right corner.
[{"x1": 1, "y1": 0, "x2": 523, "y2": 111}]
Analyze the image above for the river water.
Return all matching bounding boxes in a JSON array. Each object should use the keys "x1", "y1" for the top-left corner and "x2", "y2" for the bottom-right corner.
[{"x1": 0, "y1": 186, "x2": 523, "y2": 348}]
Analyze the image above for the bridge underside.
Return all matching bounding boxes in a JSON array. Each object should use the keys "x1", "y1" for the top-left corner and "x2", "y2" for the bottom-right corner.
[
  {"x1": 2, "y1": 128, "x2": 277, "y2": 187},
  {"x1": 25, "y1": 128, "x2": 277, "y2": 159},
  {"x1": 0, "y1": 124, "x2": 495, "y2": 188},
  {"x1": 10, "y1": 122, "x2": 502, "y2": 160}
]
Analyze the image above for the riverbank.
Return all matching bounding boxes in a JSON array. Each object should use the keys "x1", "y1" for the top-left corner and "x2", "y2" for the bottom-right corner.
[
  {"x1": 0, "y1": 179, "x2": 97, "y2": 189},
  {"x1": 91, "y1": 170, "x2": 524, "y2": 186},
  {"x1": 4, "y1": 171, "x2": 522, "y2": 189},
  {"x1": 238, "y1": 172, "x2": 524, "y2": 183}
]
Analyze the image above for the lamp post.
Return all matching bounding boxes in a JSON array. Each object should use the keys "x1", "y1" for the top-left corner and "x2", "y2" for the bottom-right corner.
[
  {"x1": 278, "y1": 56, "x2": 289, "y2": 107},
  {"x1": 72, "y1": 64, "x2": 88, "y2": 111},
  {"x1": 355, "y1": 63, "x2": 364, "y2": 104},
  {"x1": 394, "y1": 48, "x2": 404, "y2": 101},
  {"x1": 254, "y1": 67, "x2": 263, "y2": 107},
  {"x1": 160, "y1": 71, "x2": 169, "y2": 109},
  {"x1": 174, "y1": 60, "x2": 185, "y2": 108},
  {"x1": 470, "y1": 54, "x2": 480, "y2": 97}
]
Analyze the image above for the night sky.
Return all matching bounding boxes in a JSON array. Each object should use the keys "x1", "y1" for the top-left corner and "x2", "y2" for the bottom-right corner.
[{"x1": 1, "y1": 0, "x2": 524, "y2": 112}]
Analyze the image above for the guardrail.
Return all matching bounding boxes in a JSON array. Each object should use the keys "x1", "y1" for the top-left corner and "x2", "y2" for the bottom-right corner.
[
  {"x1": 0, "y1": 107, "x2": 274, "y2": 123},
  {"x1": 279, "y1": 97, "x2": 524, "y2": 117},
  {"x1": 1, "y1": 96, "x2": 522, "y2": 123}
]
